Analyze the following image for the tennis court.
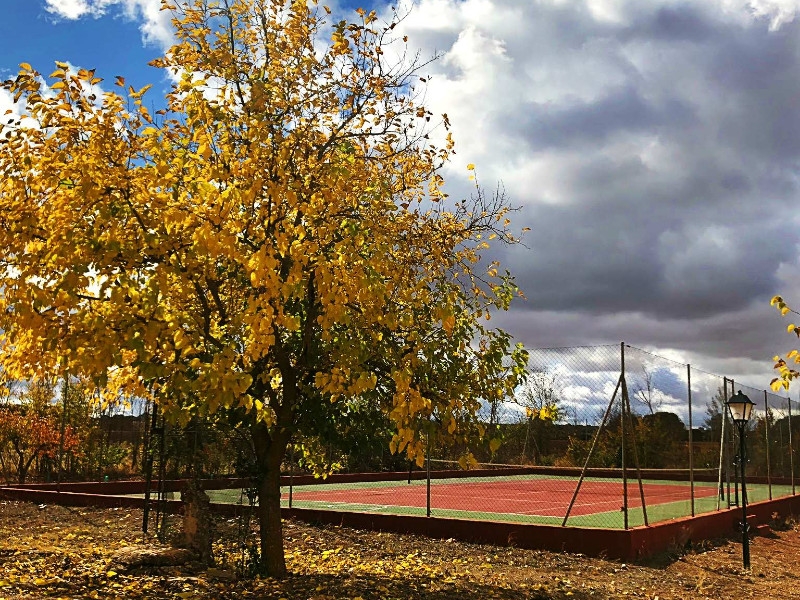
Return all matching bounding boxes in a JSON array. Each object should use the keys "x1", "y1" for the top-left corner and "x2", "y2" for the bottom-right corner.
[{"x1": 207, "y1": 470, "x2": 786, "y2": 529}]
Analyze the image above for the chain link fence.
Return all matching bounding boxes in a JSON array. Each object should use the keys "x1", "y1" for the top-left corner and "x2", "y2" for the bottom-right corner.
[
  {"x1": 277, "y1": 343, "x2": 797, "y2": 529},
  {"x1": 4, "y1": 343, "x2": 796, "y2": 532}
]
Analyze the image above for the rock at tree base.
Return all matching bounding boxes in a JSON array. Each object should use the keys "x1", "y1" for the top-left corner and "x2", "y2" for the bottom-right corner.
[
  {"x1": 111, "y1": 546, "x2": 195, "y2": 569},
  {"x1": 177, "y1": 480, "x2": 215, "y2": 565}
]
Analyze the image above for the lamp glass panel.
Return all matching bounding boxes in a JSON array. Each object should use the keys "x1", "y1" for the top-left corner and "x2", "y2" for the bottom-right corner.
[{"x1": 727, "y1": 393, "x2": 754, "y2": 423}]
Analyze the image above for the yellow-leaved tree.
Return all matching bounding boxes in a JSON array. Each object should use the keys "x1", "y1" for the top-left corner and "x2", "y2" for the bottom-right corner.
[
  {"x1": 0, "y1": 0, "x2": 528, "y2": 576},
  {"x1": 771, "y1": 296, "x2": 800, "y2": 390}
]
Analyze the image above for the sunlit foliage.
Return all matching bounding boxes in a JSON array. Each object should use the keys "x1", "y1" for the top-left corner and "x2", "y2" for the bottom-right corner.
[{"x1": 0, "y1": 0, "x2": 527, "y2": 576}]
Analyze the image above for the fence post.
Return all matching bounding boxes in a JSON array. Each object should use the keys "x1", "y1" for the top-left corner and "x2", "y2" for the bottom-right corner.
[
  {"x1": 717, "y1": 377, "x2": 728, "y2": 510},
  {"x1": 790, "y1": 398, "x2": 795, "y2": 496},
  {"x1": 620, "y1": 342, "x2": 628, "y2": 530},
  {"x1": 687, "y1": 364, "x2": 695, "y2": 517},
  {"x1": 765, "y1": 390, "x2": 772, "y2": 500},
  {"x1": 289, "y1": 443, "x2": 294, "y2": 509},
  {"x1": 562, "y1": 374, "x2": 622, "y2": 526},
  {"x1": 731, "y1": 379, "x2": 737, "y2": 507},
  {"x1": 142, "y1": 404, "x2": 157, "y2": 535},
  {"x1": 622, "y1": 375, "x2": 648, "y2": 527},
  {"x1": 426, "y1": 427, "x2": 431, "y2": 518},
  {"x1": 57, "y1": 372, "x2": 69, "y2": 493}
]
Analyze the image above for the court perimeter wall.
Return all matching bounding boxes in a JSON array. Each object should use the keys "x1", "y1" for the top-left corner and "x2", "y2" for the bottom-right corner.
[{"x1": 3, "y1": 477, "x2": 800, "y2": 561}]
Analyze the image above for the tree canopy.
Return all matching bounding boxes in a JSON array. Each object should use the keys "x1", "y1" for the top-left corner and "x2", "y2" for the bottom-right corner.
[{"x1": 0, "y1": 0, "x2": 528, "y2": 576}]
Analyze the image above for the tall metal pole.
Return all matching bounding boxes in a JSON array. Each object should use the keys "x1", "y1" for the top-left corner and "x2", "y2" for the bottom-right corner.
[
  {"x1": 562, "y1": 375, "x2": 622, "y2": 526},
  {"x1": 739, "y1": 422, "x2": 751, "y2": 570},
  {"x1": 764, "y1": 391, "x2": 772, "y2": 500},
  {"x1": 289, "y1": 443, "x2": 294, "y2": 509},
  {"x1": 143, "y1": 405, "x2": 157, "y2": 534},
  {"x1": 57, "y1": 372, "x2": 69, "y2": 492},
  {"x1": 789, "y1": 398, "x2": 795, "y2": 496},
  {"x1": 620, "y1": 342, "x2": 628, "y2": 530},
  {"x1": 687, "y1": 364, "x2": 695, "y2": 517},
  {"x1": 426, "y1": 427, "x2": 431, "y2": 518},
  {"x1": 731, "y1": 379, "x2": 737, "y2": 507},
  {"x1": 717, "y1": 378, "x2": 727, "y2": 509}
]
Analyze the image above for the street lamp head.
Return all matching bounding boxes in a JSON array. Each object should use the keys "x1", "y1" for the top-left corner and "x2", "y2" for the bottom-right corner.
[{"x1": 727, "y1": 390, "x2": 754, "y2": 425}]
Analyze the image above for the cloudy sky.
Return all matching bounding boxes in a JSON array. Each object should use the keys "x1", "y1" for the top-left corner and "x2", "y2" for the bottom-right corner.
[{"x1": 3, "y1": 0, "x2": 800, "y2": 395}]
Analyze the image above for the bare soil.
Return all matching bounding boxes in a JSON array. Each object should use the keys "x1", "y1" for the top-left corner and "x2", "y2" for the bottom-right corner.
[{"x1": 1, "y1": 500, "x2": 799, "y2": 599}]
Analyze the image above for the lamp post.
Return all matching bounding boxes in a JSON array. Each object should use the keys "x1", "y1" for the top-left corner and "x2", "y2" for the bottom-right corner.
[{"x1": 726, "y1": 390, "x2": 755, "y2": 570}]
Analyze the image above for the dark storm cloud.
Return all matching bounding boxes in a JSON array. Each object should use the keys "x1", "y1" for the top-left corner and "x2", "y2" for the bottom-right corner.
[
  {"x1": 396, "y1": 0, "x2": 800, "y2": 386},
  {"x1": 516, "y1": 87, "x2": 696, "y2": 151}
]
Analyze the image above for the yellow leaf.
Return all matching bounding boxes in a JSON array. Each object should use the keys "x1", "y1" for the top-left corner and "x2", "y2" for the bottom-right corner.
[
  {"x1": 106, "y1": 570, "x2": 117, "y2": 578},
  {"x1": 467, "y1": 163, "x2": 475, "y2": 170},
  {"x1": 19, "y1": 62, "x2": 32, "y2": 71},
  {"x1": 789, "y1": 324, "x2": 796, "y2": 333}
]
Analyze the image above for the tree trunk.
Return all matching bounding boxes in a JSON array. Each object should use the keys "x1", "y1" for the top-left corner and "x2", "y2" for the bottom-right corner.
[
  {"x1": 256, "y1": 460, "x2": 285, "y2": 577},
  {"x1": 17, "y1": 459, "x2": 27, "y2": 484},
  {"x1": 252, "y1": 420, "x2": 289, "y2": 578},
  {"x1": 17, "y1": 452, "x2": 31, "y2": 485}
]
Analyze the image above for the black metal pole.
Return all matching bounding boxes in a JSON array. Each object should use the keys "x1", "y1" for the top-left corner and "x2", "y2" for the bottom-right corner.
[
  {"x1": 687, "y1": 364, "x2": 695, "y2": 517},
  {"x1": 426, "y1": 428, "x2": 431, "y2": 518},
  {"x1": 620, "y1": 342, "x2": 628, "y2": 530},
  {"x1": 739, "y1": 422, "x2": 750, "y2": 570},
  {"x1": 289, "y1": 443, "x2": 294, "y2": 509}
]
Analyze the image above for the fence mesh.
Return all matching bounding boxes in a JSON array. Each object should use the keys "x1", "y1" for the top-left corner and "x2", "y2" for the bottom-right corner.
[
  {"x1": 275, "y1": 343, "x2": 796, "y2": 529},
  {"x1": 2, "y1": 343, "x2": 796, "y2": 532}
]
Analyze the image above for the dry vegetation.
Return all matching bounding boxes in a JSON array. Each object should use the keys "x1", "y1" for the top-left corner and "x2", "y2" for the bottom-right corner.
[{"x1": 1, "y1": 500, "x2": 800, "y2": 599}]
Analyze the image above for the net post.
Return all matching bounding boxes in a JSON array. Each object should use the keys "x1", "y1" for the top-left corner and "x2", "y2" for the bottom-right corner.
[
  {"x1": 765, "y1": 390, "x2": 772, "y2": 500},
  {"x1": 687, "y1": 364, "x2": 695, "y2": 517},
  {"x1": 620, "y1": 342, "x2": 629, "y2": 530}
]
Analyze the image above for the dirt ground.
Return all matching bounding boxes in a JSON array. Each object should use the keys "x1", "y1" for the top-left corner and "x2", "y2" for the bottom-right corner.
[{"x1": 1, "y1": 500, "x2": 800, "y2": 599}]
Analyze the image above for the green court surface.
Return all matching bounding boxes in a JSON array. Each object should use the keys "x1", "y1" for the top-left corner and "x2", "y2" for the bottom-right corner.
[{"x1": 196, "y1": 474, "x2": 792, "y2": 529}]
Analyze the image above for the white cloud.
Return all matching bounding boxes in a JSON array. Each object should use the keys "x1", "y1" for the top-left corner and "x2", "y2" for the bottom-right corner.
[
  {"x1": 745, "y1": 0, "x2": 800, "y2": 29},
  {"x1": 45, "y1": 0, "x2": 116, "y2": 19},
  {"x1": 45, "y1": 0, "x2": 174, "y2": 50}
]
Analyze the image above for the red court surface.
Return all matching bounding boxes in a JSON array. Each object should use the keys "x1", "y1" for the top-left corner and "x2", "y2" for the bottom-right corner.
[{"x1": 287, "y1": 478, "x2": 720, "y2": 517}]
